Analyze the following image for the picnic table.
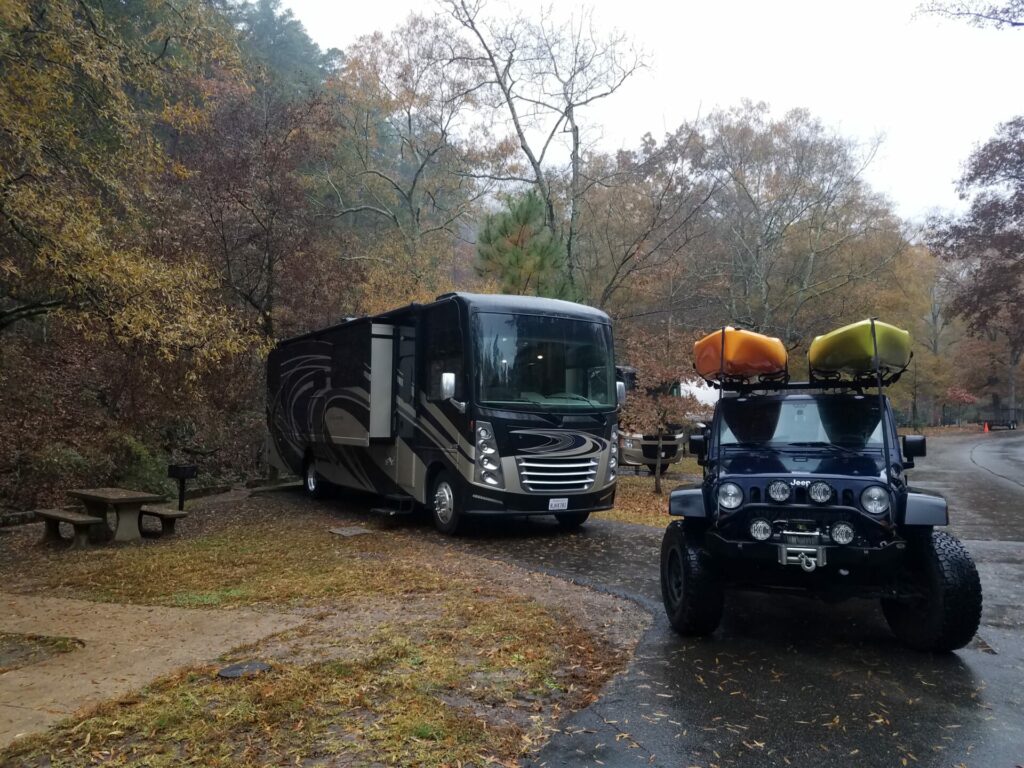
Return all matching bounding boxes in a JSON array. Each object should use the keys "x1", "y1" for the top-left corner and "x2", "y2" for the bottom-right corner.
[{"x1": 66, "y1": 487, "x2": 165, "y2": 543}]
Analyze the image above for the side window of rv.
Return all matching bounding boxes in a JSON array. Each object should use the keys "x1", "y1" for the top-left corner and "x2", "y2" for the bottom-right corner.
[
  {"x1": 331, "y1": 325, "x2": 369, "y2": 389},
  {"x1": 423, "y1": 303, "x2": 465, "y2": 401}
]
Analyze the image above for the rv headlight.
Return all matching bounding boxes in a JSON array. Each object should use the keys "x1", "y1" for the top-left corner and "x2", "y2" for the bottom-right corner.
[
  {"x1": 623, "y1": 438, "x2": 634, "y2": 449},
  {"x1": 480, "y1": 456, "x2": 499, "y2": 471},
  {"x1": 609, "y1": 456, "x2": 617, "y2": 469},
  {"x1": 477, "y1": 426, "x2": 492, "y2": 441},
  {"x1": 718, "y1": 482, "x2": 743, "y2": 510},
  {"x1": 767, "y1": 480, "x2": 791, "y2": 503},
  {"x1": 482, "y1": 472, "x2": 500, "y2": 486},
  {"x1": 478, "y1": 441, "x2": 496, "y2": 455},
  {"x1": 809, "y1": 481, "x2": 833, "y2": 504},
  {"x1": 861, "y1": 486, "x2": 890, "y2": 515}
]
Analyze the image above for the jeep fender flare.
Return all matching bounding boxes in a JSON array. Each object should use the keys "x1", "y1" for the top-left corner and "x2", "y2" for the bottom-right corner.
[{"x1": 902, "y1": 490, "x2": 949, "y2": 526}]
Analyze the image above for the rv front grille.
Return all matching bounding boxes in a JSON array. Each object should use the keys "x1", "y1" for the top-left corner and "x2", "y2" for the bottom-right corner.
[{"x1": 516, "y1": 456, "x2": 599, "y2": 493}]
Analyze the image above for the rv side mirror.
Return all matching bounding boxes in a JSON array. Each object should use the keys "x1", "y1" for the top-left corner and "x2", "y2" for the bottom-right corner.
[
  {"x1": 616, "y1": 380, "x2": 626, "y2": 407},
  {"x1": 903, "y1": 434, "x2": 926, "y2": 459},
  {"x1": 689, "y1": 433, "x2": 706, "y2": 465},
  {"x1": 440, "y1": 372, "x2": 456, "y2": 401}
]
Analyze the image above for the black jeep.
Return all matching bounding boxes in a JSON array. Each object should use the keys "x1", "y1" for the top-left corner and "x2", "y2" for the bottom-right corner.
[{"x1": 661, "y1": 386, "x2": 983, "y2": 651}]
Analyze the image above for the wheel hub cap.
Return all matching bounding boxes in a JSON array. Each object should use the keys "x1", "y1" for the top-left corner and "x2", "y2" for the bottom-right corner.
[{"x1": 434, "y1": 483, "x2": 454, "y2": 525}]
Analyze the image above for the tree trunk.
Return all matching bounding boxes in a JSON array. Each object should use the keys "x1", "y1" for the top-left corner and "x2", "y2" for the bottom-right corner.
[{"x1": 654, "y1": 430, "x2": 664, "y2": 495}]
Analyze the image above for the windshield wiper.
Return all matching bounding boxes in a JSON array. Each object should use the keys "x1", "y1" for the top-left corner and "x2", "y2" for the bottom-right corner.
[
  {"x1": 547, "y1": 393, "x2": 600, "y2": 405},
  {"x1": 786, "y1": 441, "x2": 863, "y2": 455}
]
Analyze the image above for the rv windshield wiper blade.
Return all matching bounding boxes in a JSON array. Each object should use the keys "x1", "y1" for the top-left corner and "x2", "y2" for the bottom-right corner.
[{"x1": 547, "y1": 393, "x2": 600, "y2": 405}]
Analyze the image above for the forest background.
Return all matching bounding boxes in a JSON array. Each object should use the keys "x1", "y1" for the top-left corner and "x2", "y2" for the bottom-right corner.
[{"x1": 2, "y1": 0, "x2": 1020, "y2": 506}]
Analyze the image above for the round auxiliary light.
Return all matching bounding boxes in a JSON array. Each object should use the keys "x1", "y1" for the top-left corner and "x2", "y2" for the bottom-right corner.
[
  {"x1": 809, "y1": 481, "x2": 833, "y2": 504},
  {"x1": 718, "y1": 482, "x2": 743, "y2": 510},
  {"x1": 861, "y1": 485, "x2": 890, "y2": 515},
  {"x1": 480, "y1": 456, "x2": 499, "y2": 471},
  {"x1": 831, "y1": 521, "x2": 855, "y2": 545},
  {"x1": 749, "y1": 518, "x2": 772, "y2": 541},
  {"x1": 482, "y1": 472, "x2": 499, "y2": 486},
  {"x1": 477, "y1": 426, "x2": 492, "y2": 441},
  {"x1": 768, "y1": 480, "x2": 791, "y2": 503}
]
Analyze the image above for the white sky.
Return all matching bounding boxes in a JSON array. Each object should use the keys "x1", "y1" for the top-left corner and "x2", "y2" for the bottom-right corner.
[{"x1": 284, "y1": 0, "x2": 1021, "y2": 222}]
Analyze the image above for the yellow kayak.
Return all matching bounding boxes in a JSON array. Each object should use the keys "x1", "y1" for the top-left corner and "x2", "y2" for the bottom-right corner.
[
  {"x1": 808, "y1": 320, "x2": 911, "y2": 375},
  {"x1": 694, "y1": 327, "x2": 788, "y2": 380}
]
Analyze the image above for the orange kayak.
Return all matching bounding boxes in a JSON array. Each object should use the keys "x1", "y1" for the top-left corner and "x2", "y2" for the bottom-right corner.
[{"x1": 694, "y1": 327, "x2": 788, "y2": 380}]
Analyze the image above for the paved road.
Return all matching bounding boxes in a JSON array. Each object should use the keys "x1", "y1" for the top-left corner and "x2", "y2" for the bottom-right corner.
[{"x1": 422, "y1": 430, "x2": 1024, "y2": 767}]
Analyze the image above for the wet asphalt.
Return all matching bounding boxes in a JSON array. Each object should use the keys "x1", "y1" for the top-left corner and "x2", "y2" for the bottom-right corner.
[{"x1": 431, "y1": 430, "x2": 1024, "y2": 767}]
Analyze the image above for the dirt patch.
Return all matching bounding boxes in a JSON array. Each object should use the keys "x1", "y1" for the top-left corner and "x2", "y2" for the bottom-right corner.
[{"x1": 0, "y1": 632, "x2": 81, "y2": 674}]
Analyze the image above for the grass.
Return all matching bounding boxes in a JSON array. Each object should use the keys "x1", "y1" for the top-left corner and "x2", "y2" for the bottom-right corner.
[
  {"x1": 0, "y1": 499, "x2": 622, "y2": 766},
  {"x1": 24, "y1": 515, "x2": 448, "y2": 608},
  {"x1": 603, "y1": 458, "x2": 702, "y2": 528}
]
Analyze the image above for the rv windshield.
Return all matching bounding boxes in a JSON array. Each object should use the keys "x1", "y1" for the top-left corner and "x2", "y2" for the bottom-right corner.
[{"x1": 473, "y1": 312, "x2": 615, "y2": 409}]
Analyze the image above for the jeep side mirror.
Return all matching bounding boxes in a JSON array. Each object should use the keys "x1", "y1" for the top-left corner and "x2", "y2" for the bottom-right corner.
[
  {"x1": 616, "y1": 380, "x2": 626, "y2": 407},
  {"x1": 903, "y1": 434, "x2": 926, "y2": 460},
  {"x1": 689, "y1": 433, "x2": 707, "y2": 465}
]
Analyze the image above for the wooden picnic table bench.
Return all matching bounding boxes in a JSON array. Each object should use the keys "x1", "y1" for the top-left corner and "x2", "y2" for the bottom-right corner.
[
  {"x1": 36, "y1": 509, "x2": 105, "y2": 549},
  {"x1": 67, "y1": 488, "x2": 165, "y2": 544}
]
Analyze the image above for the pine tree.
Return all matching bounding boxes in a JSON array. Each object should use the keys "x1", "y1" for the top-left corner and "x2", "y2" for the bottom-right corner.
[{"x1": 476, "y1": 192, "x2": 571, "y2": 298}]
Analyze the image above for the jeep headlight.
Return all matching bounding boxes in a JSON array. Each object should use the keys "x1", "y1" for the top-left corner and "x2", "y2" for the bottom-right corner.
[
  {"x1": 860, "y1": 485, "x2": 890, "y2": 515},
  {"x1": 718, "y1": 482, "x2": 743, "y2": 510}
]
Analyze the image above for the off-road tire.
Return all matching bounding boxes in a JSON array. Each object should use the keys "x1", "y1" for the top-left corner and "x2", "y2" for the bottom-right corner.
[
  {"x1": 303, "y1": 456, "x2": 331, "y2": 500},
  {"x1": 430, "y1": 471, "x2": 462, "y2": 535},
  {"x1": 881, "y1": 530, "x2": 982, "y2": 652},
  {"x1": 555, "y1": 511, "x2": 590, "y2": 530},
  {"x1": 660, "y1": 521, "x2": 724, "y2": 636}
]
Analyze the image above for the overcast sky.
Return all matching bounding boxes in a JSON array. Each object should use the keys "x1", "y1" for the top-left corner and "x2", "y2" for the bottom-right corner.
[{"x1": 283, "y1": 0, "x2": 1020, "y2": 222}]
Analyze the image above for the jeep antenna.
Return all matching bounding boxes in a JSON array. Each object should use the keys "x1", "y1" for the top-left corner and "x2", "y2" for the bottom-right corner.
[{"x1": 869, "y1": 318, "x2": 893, "y2": 486}]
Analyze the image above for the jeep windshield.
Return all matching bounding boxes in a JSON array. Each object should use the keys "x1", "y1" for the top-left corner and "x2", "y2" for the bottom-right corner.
[
  {"x1": 473, "y1": 312, "x2": 615, "y2": 410},
  {"x1": 718, "y1": 397, "x2": 884, "y2": 451}
]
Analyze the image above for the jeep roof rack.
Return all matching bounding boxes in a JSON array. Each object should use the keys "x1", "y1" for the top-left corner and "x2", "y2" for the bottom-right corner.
[{"x1": 704, "y1": 367, "x2": 906, "y2": 394}]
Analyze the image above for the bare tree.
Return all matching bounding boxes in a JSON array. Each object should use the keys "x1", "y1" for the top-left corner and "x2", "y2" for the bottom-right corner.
[
  {"x1": 322, "y1": 15, "x2": 506, "y2": 276},
  {"x1": 686, "y1": 102, "x2": 907, "y2": 346},
  {"x1": 575, "y1": 128, "x2": 716, "y2": 314},
  {"x1": 444, "y1": 1, "x2": 645, "y2": 291},
  {"x1": 918, "y1": 0, "x2": 1023, "y2": 28}
]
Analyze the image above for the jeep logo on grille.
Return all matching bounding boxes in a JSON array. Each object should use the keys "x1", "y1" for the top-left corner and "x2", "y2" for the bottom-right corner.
[{"x1": 791, "y1": 479, "x2": 811, "y2": 487}]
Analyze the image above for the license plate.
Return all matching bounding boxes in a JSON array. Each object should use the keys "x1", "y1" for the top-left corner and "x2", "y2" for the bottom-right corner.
[{"x1": 548, "y1": 498, "x2": 569, "y2": 511}]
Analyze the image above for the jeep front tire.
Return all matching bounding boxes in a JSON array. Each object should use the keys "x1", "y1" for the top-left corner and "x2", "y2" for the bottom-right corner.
[
  {"x1": 660, "y1": 521, "x2": 724, "y2": 636},
  {"x1": 881, "y1": 530, "x2": 982, "y2": 652}
]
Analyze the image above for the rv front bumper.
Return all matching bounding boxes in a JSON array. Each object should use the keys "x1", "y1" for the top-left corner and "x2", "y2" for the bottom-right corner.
[{"x1": 464, "y1": 485, "x2": 616, "y2": 516}]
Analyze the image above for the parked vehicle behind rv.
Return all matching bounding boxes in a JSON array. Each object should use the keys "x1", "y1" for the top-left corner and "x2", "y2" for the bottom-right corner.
[{"x1": 267, "y1": 293, "x2": 624, "y2": 534}]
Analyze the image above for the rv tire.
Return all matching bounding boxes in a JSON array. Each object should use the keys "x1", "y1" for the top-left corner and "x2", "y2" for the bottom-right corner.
[{"x1": 430, "y1": 472, "x2": 462, "y2": 535}]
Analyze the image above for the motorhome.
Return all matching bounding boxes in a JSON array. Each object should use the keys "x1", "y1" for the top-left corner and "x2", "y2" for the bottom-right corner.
[{"x1": 267, "y1": 293, "x2": 624, "y2": 533}]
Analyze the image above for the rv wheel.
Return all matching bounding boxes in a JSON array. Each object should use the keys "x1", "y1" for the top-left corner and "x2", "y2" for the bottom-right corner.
[
  {"x1": 303, "y1": 457, "x2": 330, "y2": 500},
  {"x1": 430, "y1": 472, "x2": 462, "y2": 535}
]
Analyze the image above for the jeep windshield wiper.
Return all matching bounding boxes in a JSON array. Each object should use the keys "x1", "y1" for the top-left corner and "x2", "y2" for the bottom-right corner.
[{"x1": 786, "y1": 441, "x2": 862, "y2": 455}]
